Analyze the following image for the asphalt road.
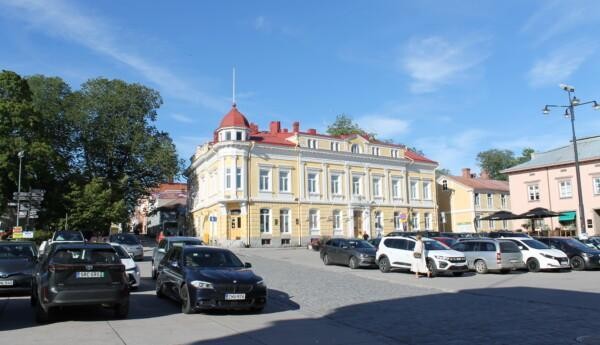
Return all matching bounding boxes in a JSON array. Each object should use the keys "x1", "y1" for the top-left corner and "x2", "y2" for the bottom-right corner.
[{"x1": 1, "y1": 245, "x2": 600, "y2": 345}]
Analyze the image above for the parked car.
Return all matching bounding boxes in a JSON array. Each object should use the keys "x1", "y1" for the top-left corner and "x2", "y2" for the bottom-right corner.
[
  {"x1": 488, "y1": 231, "x2": 531, "y2": 239},
  {"x1": 451, "y1": 239, "x2": 524, "y2": 274},
  {"x1": 367, "y1": 238, "x2": 382, "y2": 250},
  {"x1": 32, "y1": 243, "x2": 129, "y2": 323},
  {"x1": 152, "y1": 236, "x2": 204, "y2": 279},
  {"x1": 376, "y1": 236, "x2": 468, "y2": 277},
  {"x1": 0, "y1": 241, "x2": 38, "y2": 295},
  {"x1": 110, "y1": 243, "x2": 140, "y2": 289},
  {"x1": 39, "y1": 230, "x2": 85, "y2": 256},
  {"x1": 535, "y1": 237, "x2": 600, "y2": 271},
  {"x1": 320, "y1": 239, "x2": 377, "y2": 269},
  {"x1": 156, "y1": 246, "x2": 267, "y2": 313},
  {"x1": 432, "y1": 237, "x2": 457, "y2": 248},
  {"x1": 109, "y1": 233, "x2": 144, "y2": 261},
  {"x1": 577, "y1": 237, "x2": 600, "y2": 250},
  {"x1": 503, "y1": 237, "x2": 570, "y2": 272}
]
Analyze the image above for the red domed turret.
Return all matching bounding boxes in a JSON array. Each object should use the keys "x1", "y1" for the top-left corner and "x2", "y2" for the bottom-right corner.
[{"x1": 218, "y1": 104, "x2": 250, "y2": 129}]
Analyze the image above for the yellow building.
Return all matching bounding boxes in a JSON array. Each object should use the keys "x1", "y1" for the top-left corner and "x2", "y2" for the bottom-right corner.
[
  {"x1": 436, "y1": 168, "x2": 511, "y2": 233},
  {"x1": 186, "y1": 105, "x2": 439, "y2": 247}
]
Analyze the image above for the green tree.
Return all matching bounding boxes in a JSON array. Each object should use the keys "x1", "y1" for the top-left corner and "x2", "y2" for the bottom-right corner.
[
  {"x1": 436, "y1": 168, "x2": 452, "y2": 176},
  {"x1": 476, "y1": 147, "x2": 534, "y2": 181},
  {"x1": 517, "y1": 148, "x2": 535, "y2": 164},
  {"x1": 326, "y1": 114, "x2": 368, "y2": 137}
]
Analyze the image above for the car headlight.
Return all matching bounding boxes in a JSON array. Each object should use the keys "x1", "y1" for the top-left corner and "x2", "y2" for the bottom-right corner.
[
  {"x1": 256, "y1": 280, "x2": 265, "y2": 287},
  {"x1": 434, "y1": 255, "x2": 448, "y2": 261},
  {"x1": 540, "y1": 253, "x2": 555, "y2": 260},
  {"x1": 190, "y1": 280, "x2": 214, "y2": 289},
  {"x1": 359, "y1": 253, "x2": 370, "y2": 258}
]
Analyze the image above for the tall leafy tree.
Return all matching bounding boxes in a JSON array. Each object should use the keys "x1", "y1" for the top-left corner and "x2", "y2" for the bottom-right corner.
[
  {"x1": 476, "y1": 148, "x2": 534, "y2": 181},
  {"x1": 326, "y1": 114, "x2": 368, "y2": 137}
]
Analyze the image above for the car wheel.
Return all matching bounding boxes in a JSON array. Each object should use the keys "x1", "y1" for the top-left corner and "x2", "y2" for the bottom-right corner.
[
  {"x1": 348, "y1": 256, "x2": 359, "y2": 269},
  {"x1": 35, "y1": 300, "x2": 52, "y2": 324},
  {"x1": 426, "y1": 259, "x2": 438, "y2": 277},
  {"x1": 114, "y1": 299, "x2": 129, "y2": 319},
  {"x1": 474, "y1": 260, "x2": 488, "y2": 274},
  {"x1": 151, "y1": 262, "x2": 157, "y2": 280},
  {"x1": 378, "y1": 256, "x2": 391, "y2": 273},
  {"x1": 527, "y1": 258, "x2": 541, "y2": 272},
  {"x1": 322, "y1": 254, "x2": 331, "y2": 266},
  {"x1": 570, "y1": 256, "x2": 585, "y2": 271},
  {"x1": 180, "y1": 285, "x2": 194, "y2": 314}
]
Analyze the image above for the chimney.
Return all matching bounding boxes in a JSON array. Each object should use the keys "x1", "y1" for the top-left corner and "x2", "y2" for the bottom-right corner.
[
  {"x1": 292, "y1": 121, "x2": 300, "y2": 133},
  {"x1": 480, "y1": 170, "x2": 490, "y2": 179},
  {"x1": 250, "y1": 123, "x2": 259, "y2": 134},
  {"x1": 462, "y1": 168, "x2": 472, "y2": 179},
  {"x1": 269, "y1": 121, "x2": 281, "y2": 134},
  {"x1": 307, "y1": 128, "x2": 317, "y2": 135},
  {"x1": 282, "y1": 128, "x2": 288, "y2": 133}
]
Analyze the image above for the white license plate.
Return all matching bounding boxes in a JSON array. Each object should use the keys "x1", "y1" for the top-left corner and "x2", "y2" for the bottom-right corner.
[
  {"x1": 76, "y1": 271, "x2": 104, "y2": 278},
  {"x1": 225, "y1": 293, "x2": 245, "y2": 300},
  {"x1": 0, "y1": 280, "x2": 14, "y2": 286}
]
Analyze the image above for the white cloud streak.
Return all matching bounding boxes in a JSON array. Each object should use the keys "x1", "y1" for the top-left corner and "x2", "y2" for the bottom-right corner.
[
  {"x1": 400, "y1": 35, "x2": 490, "y2": 94},
  {"x1": 527, "y1": 43, "x2": 595, "y2": 88},
  {"x1": 171, "y1": 113, "x2": 195, "y2": 124},
  {"x1": 414, "y1": 129, "x2": 489, "y2": 173},
  {"x1": 356, "y1": 116, "x2": 410, "y2": 139},
  {"x1": 0, "y1": 0, "x2": 224, "y2": 111}
]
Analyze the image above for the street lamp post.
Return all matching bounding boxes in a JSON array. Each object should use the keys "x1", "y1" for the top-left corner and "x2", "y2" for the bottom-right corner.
[
  {"x1": 542, "y1": 84, "x2": 600, "y2": 235},
  {"x1": 16, "y1": 151, "x2": 24, "y2": 227}
]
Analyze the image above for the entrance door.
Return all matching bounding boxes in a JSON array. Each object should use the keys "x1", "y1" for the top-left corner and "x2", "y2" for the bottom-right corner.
[
  {"x1": 353, "y1": 210, "x2": 362, "y2": 238},
  {"x1": 228, "y1": 210, "x2": 242, "y2": 240}
]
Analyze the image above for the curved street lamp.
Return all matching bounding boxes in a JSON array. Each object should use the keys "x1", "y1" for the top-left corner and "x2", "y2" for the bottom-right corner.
[
  {"x1": 542, "y1": 85, "x2": 600, "y2": 235},
  {"x1": 16, "y1": 151, "x2": 25, "y2": 228}
]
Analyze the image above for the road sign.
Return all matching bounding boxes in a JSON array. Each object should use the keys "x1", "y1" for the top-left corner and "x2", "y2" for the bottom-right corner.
[
  {"x1": 12, "y1": 226, "x2": 23, "y2": 239},
  {"x1": 7, "y1": 202, "x2": 17, "y2": 207},
  {"x1": 22, "y1": 231, "x2": 34, "y2": 239}
]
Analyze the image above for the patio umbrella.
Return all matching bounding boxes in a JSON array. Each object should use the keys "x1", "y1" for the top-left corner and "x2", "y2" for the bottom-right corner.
[
  {"x1": 516, "y1": 207, "x2": 559, "y2": 235},
  {"x1": 480, "y1": 211, "x2": 518, "y2": 221}
]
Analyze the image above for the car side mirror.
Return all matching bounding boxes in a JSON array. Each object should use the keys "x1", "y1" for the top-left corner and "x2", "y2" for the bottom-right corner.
[
  {"x1": 158, "y1": 248, "x2": 166, "y2": 253},
  {"x1": 244, "y1": 262, "x2": 252, "y2": 268}
]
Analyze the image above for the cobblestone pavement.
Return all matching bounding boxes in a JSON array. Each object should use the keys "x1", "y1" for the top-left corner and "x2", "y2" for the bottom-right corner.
[{"x1": 1, "y1": 246, "x2": 600, "y2": 345}]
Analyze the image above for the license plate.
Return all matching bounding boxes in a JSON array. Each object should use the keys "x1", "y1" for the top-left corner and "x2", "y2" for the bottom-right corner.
[
  {"x1": 225, "y1": 293, "x2": 245, "y2": 300},
  {"x1": 0, "y1": 280, "x2": 14, "y2": 286},
  {"x1": 76, "y1": 271, "x2": 104, "y2": 278}
]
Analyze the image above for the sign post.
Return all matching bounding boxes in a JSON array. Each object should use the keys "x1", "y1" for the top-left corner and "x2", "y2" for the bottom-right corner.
[{"x1": 209, "y1": 216, "x2": 217, "y2": 245}]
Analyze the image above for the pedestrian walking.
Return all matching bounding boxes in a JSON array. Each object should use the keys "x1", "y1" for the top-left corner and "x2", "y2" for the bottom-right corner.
[{"x1": 411, "y1": 234, "x2": 430, "y2": 278}]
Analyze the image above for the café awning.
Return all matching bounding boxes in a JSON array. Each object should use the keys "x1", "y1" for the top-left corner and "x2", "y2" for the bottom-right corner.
[{"x1": 558, "y1": 211, "x2": 576, "y2": 222}]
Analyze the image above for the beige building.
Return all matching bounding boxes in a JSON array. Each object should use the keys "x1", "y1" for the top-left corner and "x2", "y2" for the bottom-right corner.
[
  {"x1": 186, "y1": 105, "x2": 439, "y2": 247},
  {"x1": 437, "y1": 168, "x2": 511, "y2": 233}
]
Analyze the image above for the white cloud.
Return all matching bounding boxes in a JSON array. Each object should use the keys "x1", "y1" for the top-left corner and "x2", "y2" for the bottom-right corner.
[
  {"x1": 254, "y1": 16, "x2": 268, "y2": 31},
  {"x1": 414, "y1": 129, "x2": 489, "y2": 173},
  {"x1": 527, "y1": 44, "x2": 595, "y2": 88},
  {"x1": 171, "y1": 113, "x2": 194, "y2": 124},
  {"x1": 0, "y1": 0, "x2": 224, "y2": 111},
  {"x1": 400, "y1": 35, "x2": 490, "y2": 94},
  {"x1": 356, "y1": 116, "x2": 410, "y2": 139}
]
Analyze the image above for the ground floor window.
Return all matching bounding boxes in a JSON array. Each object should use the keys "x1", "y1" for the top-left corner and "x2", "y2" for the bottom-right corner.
[
  {"x1": 424, "y1": 213, "x2": 432, "y2": 230},
  {"x1": 261, "y1": 239, "x2": 271, "y2": 245},
  {"x1": 394, "y1": 212, "x2": 402, "y2": 230},
  {"x1": 281, "y1": 238, "x2": 290, "y2": 245},
  {"x1": 309, "y1": 209, "x2": 319, "y2": 231},
  {"x1": 260, "y1": 209, "x2": 271, "y2": 233},
  {"x1": 280, "y1": 209, "x2": 291, "y2": 233},
  {"x1": 333, "y1": 210, "x2": 342, "y2": 232},
  {"x1": 411, "y1": 212, "x2": 419, "y2": 230}
]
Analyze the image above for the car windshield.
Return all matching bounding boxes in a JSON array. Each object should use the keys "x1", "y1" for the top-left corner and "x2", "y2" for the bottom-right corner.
[
  {"x1": 184, "y1": 250, "x2": 244, "y2": 268},
  {"x1": 54, "y1": 232, "x2": 83, "y2": 241},
  {"x1": 521, "y1": 239, "x2": 549, "y2": 250},
  {"x1": 51, "y1": 248, "x2": 120, "y2": 264},
  {"x1": 424, "y1": 240, "x2": 448, "y2": 251},
  {"x1": 347, "y1": 240, "x2": 374, "y2": 249},
  {"x1": 0, "y1": 244, "x2": 35, "y2": 259},
  {"x1": 112, "y1": 234, "x2": 139, "y2": 245},
  {"x1": 563, "y1": 238, "x2": 592, "y2": 251},
  {"x1": 111, "y1": 246, "x2": 130, "y2": 259},
  {"x1": 172, "y1": 240, "x2": 202, "y2": 247}
]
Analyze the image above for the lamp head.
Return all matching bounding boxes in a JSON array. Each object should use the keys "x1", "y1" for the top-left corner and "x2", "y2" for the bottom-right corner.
[
  {"x1": 17, "y1": 151, "x2": 24, "y2": 159},
  {"x1": 542, "y1": 106, "x2": 550, "y2": 115},
  {"x1": 593, "y1": 101, "x2": 600, "y2": 111},
  {"x1": 564, "y1": 109, "x2": 570, "y2": 118},
  {"x1": 559, "y1": 83, "x2": 575, "y2": 92},
  {"x1": 571, "y1": 97, "x2": 580, "y2": 106}
]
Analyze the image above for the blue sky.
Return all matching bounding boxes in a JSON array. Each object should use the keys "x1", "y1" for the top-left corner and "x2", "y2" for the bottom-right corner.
[{"x1": 1, "y1": 0, "x2": 600, "y2": 175}]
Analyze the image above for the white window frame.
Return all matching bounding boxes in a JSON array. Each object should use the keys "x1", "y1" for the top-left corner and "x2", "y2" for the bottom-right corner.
[
  {"x1": 352, "y1": 176, "x2": 362, "y2": 196},
  {"x1": 487, "y1": 193, "x2": 493, "y2": 208},
  {"x1": 372, "y1": 176, "x2": 382, "y2": 197},
  {"x1": 489, "y1": 219, "x2": 495, "y2": 230},
  {"x1": 411, "y1": 212, "x2": 420, "y2": 230},
  {"x1": 374, "y1": 211, "x2": 383, "y2": 230},
  {"x1": 260, "y1": 209, "x2": 271, "y2": 233},
  {"x1": 594, "y1": 177, "x2": 600, "y2": 195},
  {"x1": 559, "y1": 179, "x2": 572, "y2": 198},
  {"x1": 279, "y1": 170, "x2": 290, "y2": 193},
  {"x1": 424, "y1": 212, "x2": 432, "y2": 230},
  {"x1": 330, "y1": 142, "x2": 340, "y2": 151},
  {"x1": 307, "y1": 172, "x2": 319, "y2": 194},
  {"x1": 280, "y1": 209, "x2": 290, "y2": 233},
  {"x1": 351, "y1": 144, "x2": 360, "y2": 154},
  {"x1": 225, "y1": 168, "x2": 232, "y2": 189},
  {"x1": 307, "y1": 139, "x2": 317, "y2": 149},
  {"x1": 372, "y1": 147, "x2": 380, "y2": 156},
  {"x1": 309, "y1": 209, "x2": 319, "y2": 230},
  {"x1": 259, "y1": 168, "x2": 271, "y2": 192},
  {"x1": 528, "y1": 184, "x2": 540, "y2": 201},
  {"x1": 410, "y1": 180, "x2": 419, "y2": 200},
  {"x1": 394, "y1": 212, "x2": 402, "y2": 230},
  {"x1": 330, "y1": 174, "x2": 341, "y2": 195},
  {"x1": 422, "y1": 181, "x2": 432, "y2": 200},
  {"x1": 474, "y1": 193, "x2": 480, "y2": 207},
  {"x1": 502, "y1": 219, "x2": 508, "y2": 229},
  {"x1": 392, "y1": 178, "x2": 401, "y2": 199},
  {"x1": 474, "y1": 216, "x2": 481, "y2": 230},
  {"x1": 501, "y1": 194, "x2": 507, "y2": 208},
  {"x1": 332, "y1": 210, "x2": 342, "y2": 231},
  {"x1": 391, "y1": 149, "x2": 398, "y2": 158}
]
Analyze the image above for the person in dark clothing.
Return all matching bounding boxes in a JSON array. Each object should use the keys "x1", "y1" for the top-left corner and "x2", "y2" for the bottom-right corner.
[{"x1": 363, "y1": 233, "x2": 369, "y2": 241}]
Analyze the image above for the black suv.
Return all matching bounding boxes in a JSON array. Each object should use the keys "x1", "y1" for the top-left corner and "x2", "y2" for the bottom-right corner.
[
  {"x1": 536, "y1": 237, "x2": 600, "y2": 270},
  {"x1": 32, "y1": 243, "x2": 129, "y2": 323},
  {"x1": 0, "y1": 241, "x2": 38, "y2": 295}
]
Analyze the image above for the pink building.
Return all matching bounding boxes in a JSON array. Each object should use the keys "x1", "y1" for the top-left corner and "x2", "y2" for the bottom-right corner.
[{"x1": 503, "y1": 136, "x2": 600, "y2": 236}]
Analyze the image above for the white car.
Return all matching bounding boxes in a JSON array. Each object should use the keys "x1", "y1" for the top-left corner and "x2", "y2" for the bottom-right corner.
[
  {"x1": 376, "y1": 236, "x2": 468, "y2": 276},
  {"x1": 503, "y1": 237, "x2": 570, "y2": 272},
  {"x1": 111, "y1": 243, "x2": 141, "y2": 289}
]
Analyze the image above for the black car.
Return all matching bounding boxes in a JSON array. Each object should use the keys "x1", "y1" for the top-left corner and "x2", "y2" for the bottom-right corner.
[
  {"x1": 320, "y1": 239, "x2": 377, "y2": 269},
  {"x1": 32, "y1": 243, "x2": 130, "y2": 323},
  {"x1": 156, "y1": 246, "x2": 267, "y2": 314},
  {"x1": 536, "y1": 237, "x2": 600, "y2": 270},
  {"x1": 367, "y1": 238, "x2": 382, "y2": 250},
  {"x1": 0, "y1": 241, "x2": 38, "y2": 295}
]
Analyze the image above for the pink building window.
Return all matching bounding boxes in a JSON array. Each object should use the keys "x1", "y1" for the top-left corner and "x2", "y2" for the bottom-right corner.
[{"x1": 527, "y1": 184, "x2": 540, "y2": 201}]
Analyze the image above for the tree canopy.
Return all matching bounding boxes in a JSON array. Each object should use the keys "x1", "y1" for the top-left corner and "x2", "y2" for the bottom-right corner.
[
  {"x1": 476, "y1": 148, "x2": 534, "y2": 181},
  {"x1": 0, "y1": 70, "x2": 181, "y2": 233}
]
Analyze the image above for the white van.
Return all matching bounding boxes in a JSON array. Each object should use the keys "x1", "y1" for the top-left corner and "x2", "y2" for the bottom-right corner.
[
  {"x1": 503, "y1": 237, "x2": 570, "y2": 272},
  {"x1": 376, "y1": 236, "x2": 468, "y2": 277}
]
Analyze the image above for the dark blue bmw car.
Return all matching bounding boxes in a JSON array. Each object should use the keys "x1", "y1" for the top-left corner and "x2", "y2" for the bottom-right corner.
[{"x1": 156, "y1": 246, "x2": 267, "y2": 314}]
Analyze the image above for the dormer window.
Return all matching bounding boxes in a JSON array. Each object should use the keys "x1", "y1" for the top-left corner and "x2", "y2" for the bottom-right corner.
[
  {"x1": 307, "y1": 139, "x2": 317, "y2": 149},
  {"x1": 351, "y1": 144, "x2": 360, "y2": 154},
  {"x1": 330, "y1": 142, "x2": 340, "y2": 151},
  {"x1": 225, "y1": 132, "x2": 231, "y2": 141},
  {"x1": 372, "y1": 147, "x2": 380, "y2": 156},
  {"x1": 236, "y1": 131, "x2": 243, "y2": 140},
  {"x1": 391, "y1": 149, "x2": 399, "y2": 158}
]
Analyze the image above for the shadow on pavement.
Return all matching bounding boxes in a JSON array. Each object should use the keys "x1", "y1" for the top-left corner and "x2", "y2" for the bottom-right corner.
[{"x1": 187, "y1": 287, "x2": 600, "y2": 345}]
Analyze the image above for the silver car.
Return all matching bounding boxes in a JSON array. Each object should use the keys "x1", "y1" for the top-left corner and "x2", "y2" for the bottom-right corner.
[
  {"x1": 151, "y1": 236, "x2": 203, "y2": 279},
  {"x1": 109, "y1": 233, "x2": 144, "y2": 261},
  {"x1": 451, "y1": 239, "x2": 524, "y2": 274}
]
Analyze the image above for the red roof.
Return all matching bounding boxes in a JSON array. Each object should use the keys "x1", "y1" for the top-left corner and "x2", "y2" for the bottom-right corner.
[
  {"x1": 218, "y1": 105, "x2": 250, "y2": 129},
  {"x1": 404, "y1": 150, "x2": 437, "y2": 164},
  {"x1": 250, "y1": 132, "x2": 296, "y2": 147},
  {"x1": 448, "y1": 176, "x2": 509, "y2": 192}
]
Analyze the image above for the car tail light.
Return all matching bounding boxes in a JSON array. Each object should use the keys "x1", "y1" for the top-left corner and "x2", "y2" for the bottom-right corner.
[{"x1": 496, "y1": 252, "x2": 501, "y2": 264}]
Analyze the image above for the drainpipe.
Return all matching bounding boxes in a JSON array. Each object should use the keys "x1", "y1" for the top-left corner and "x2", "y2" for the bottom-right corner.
[
  {"x1": 296, "y1": 143, "x2": 302, "y2": 247},
  {"x1": 405, "y1": 154, "x2": 415, "y2": 231},
  {"x1": 246, "y1": 142, "x2": 254, "y2": 247}
]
